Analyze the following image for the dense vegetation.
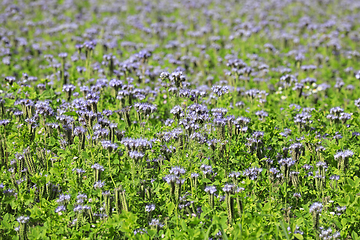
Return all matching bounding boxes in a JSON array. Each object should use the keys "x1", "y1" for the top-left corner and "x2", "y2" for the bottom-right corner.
[{"x1": 0, "y1": 0, "x2": 360, "y2": 239}]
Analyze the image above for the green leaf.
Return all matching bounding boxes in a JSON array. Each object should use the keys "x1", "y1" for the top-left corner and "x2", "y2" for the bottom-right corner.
[
  {"x1": 279, "y1": 220, "x2": 290, "y2": 240},
  {"x1": 3, "y1": 213, "x2": 9, "y2": 222},
  {"x1": 205, "y1": 223, "x2": 215, "y2": 240},
  {"x1": 355, "y1": 177, "x2": 360, "y2": 186},
  {"x1": 352, "y1": 231, "x2": 359, "y2": 240},
  {"x1": 341, "y1": 218, "x2": 348, "y2": 226},
  {"x1": 180, "y1": 219, "x2": 187, "y2": 231},
  {"x1": 81, "y1": 223, "x2": 90, "y2": 231},
  {"x1": 202, "y1": 178, "x2": 212, "y2": 183},
  {"x1": 39, "y1": 90, "x2": 56, "y2": 100},
  {"x1": 81, "y1": 151, "x2": 89, "y2": 159},
  {"x1": 1, "y1": 219, "x2": 11, "y2": 229},
  {"x1": 168, "y1": 202, "x2": 175, "y2": 216},
  {"x1": 345, "y1": 195, "x2": 351, "y2": 205},
  {"x1": 63, "y1": 111, "x2": 78, "y2": 116},
  {"x1": 263, "y1": 201, "x2": 272, "y2": 212},
  {"x1": 347, "y1": 178, "x2": 355, "y2": 187},
  {"x1": 294, "y1": 234, "x2": 304, "y2": 240}
]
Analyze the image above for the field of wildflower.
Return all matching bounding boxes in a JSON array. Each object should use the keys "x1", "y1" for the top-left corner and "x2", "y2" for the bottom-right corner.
[{"x1": 1, "y1": 0, "x2": 360, "y2": 239}]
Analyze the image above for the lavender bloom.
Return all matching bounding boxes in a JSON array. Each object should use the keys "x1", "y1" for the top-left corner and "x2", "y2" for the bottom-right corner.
[
  {"x1": 353, "y1": 132, "x2": 360, "y2": 137},
  {"x1": 319, "y1": 227, "x2": 340, "y2": 239},
  {"x1": 355, "y1": 98, "x2": 360, "y2": 108},
  {"x1": 309, "y1": 202, "x2": 323, "y2": 213},
  {"x1": 163, "y1": 174, "x2": 177, "y2": 184},
  {"x1": 294, "y1": 225, "x2": 304, "y2": 235},
  {"x1": 334, "y1": 206, "x2": 346, "y2": 216},
  {"x1": 278, "y1": 158, "x2": 296, "y2": 167},
  {"x1": 228, "y1": 171, "x2": 241, "y2": 179},
  {"x1": 200, "y1": 164, "x2": 213, "y2": 175},
  {"x1": 145, "y1": 204, "x2": 155, "y2": 212},
  {"x1": 242, "y1": 167, "x2": 263, "y2": 180},
  {"x1": 91, "y1": 163, "x2": 104, "y2": 172},
  {"x1": 57, "y1": 194, "x2": 71, "y2": 204},
  {"x1": 334, "y1": 150, "x2": 354, "y2": 160},
  {"x1": 149, "y1": 218, "x2": 163, "y2": 228},
  {"x1": 55, "y1": 205, "x2": 66, "y2": 213},
  {"x1": 73, "y1": 205, "x2": 84, "y2": 213},
  {"x1": 222, "y1": 183, "x2": 235, "y2": 193},
  {"x1": 0, "y1": 119, "x2": 11, "y2": 126},
  {"x1": 134, "y1": 228, "x2": 147, "y2": 235},
  {"x1": 191, "y1": 173, "x2": 199, "y2": 178},
  {"x1": 212, "y1": 85, "x2": 229, "y2": 97},
  {"x1": 58, "y1": 52, "x2": 68, "y2": 59},
  {"x1": 293, "y1": 193, "x2": 301, "y2": 198},
  {"x1": 169, "y1": 166, "x2": 186, "y2": 176},
  {"x1": 163, "y1": 172, "x2": 185, "y2": 186},
  {"x1": 329, "y1": 175, "x2": 340, "y2": 181},
  {"x1": 94, "y1": 181, "x2": 105, "y2": 189},
  {"x1": 160, "y1": 72, "x2": 169, "y2": 80},
  {"x1": 34, "y1": 101, "x2": 54, "y2": 116},
  {"x1": 235, "y1": 101, "x2": 245, "y2": 107},
  {"x1": 170, "y1": 106, "x2": 183, "y2": 118},
  {"x1": 269, "y1": 168, "x2": 280, "y2": 175},
  {"x1": 62, "y1": 84, "x2": 76, "y2": 93},
  {"x1": 207, "y1": 139, "x2": 219, "y2": 150},
  {"x1": 121, "y1": 138, "x2": 152, "y2": 151},
  {"x1": 329, "y1": 107, "x2": 344, "y2": 115},
  {"x1": 128, "y1": 151, "x2": 145, "y2": 160},
  {"x1": 280, "y1": 128, "x2": 292, "y2": 137},
  {"x1": 213, "y1": 117, "x2": 227, "y2": 127},
  {"x1": 74, "y1": 126, "x2": 86, "y2": 136},
  {"x1": 316, "y1": 161, "x2": 328, "y2": 170},
  {"x1": 164, "y1": 119, "x2": 174, "y2": 126},
  {"x1": 117, "y1": 90, "x2": 130, "y2": 100},
  {"x1": 101, "y1": 140, "x2": 118, "y2": 151},
  {"x1": 316, "y1": 146, "x2": 326, "y2": 152},
  {"x1": 5, "y1": 76, "x2": 16, "y2": 84},
  {"x1": 77, "y1": 193, "x2": 88, "y2": 204},
  {"x1": 16, "y1": 216, "x2": 30, "y2": 224},
  {"x1": 234, "y1": 116, "x2": 250, "y2": 126},
  {"x1": 302, "y1": 164, "x2": 313, "y2": 170},
  {"x1": 109, "y1": 79, "x2": 123, "y2": 89},
  {"x1": 204, "y1": 186, "x2": 217, "y2": 194},
  {"x1": 252, "y1": 131, "x2": 264, "y2": 139},
  {"x1": 134, "y1": 103, "x2": 157, "y2": 116},
  {"x1": 255, "y1": 110, "x2": 268, "y2": 120},
  {"x1": 294, "y1": 112, "x2": 312, "y2": 126},
  {"x1": 212, "y1": 108, "x2": 228, "y2": 118},
  {"x1": 339, "y1": 113, "x2": 352, "y2": 123}
]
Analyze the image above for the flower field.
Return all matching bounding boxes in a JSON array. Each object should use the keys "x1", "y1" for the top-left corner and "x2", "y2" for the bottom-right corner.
[{"x1": 0, "y1": 0, "x2": 360, "y2": 239}]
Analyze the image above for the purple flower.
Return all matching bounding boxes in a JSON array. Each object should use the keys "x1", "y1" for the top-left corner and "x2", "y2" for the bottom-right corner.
[
  {"x1": 94, "y1": 181, "x2": 105, "y2": 189},
  {"x1": 145, "y1": 204, "x2": 155, "y2": 212},
  {"x1": 222, "y1": 183, "x2": 235, "y2": 193},
  {"x1": 204, "y1": 186, "x2": 217, "y2": 194},
  {"x1": 309, "y1": 202, "x2": 323, "y2": 213}
]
